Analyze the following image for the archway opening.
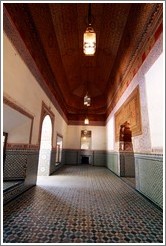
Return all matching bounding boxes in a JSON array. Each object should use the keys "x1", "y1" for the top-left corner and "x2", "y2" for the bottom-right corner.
[
  {"x1": 119, "y1": 121, "x2": 135, "y2": 187},
  {"x1": 37, "y1": 115, "x2": 52, "y2": 176},
  {"x1": 119, "y1": 121, "x2": 133, "y2": 151}
]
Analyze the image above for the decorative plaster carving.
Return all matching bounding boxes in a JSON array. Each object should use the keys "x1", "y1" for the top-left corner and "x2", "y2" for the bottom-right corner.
[{"x1": 115, "y1": 86, "x2": 142, "y2": 142}]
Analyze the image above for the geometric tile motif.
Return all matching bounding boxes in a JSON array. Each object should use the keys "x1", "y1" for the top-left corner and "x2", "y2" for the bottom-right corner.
[
  {"x1": 50, "y1": 150, "x2": 56, "y2": 175},
  {"x1": 37, "y1": 149, "x2": 51, "y2": 176},
  {"x1": 3, "y1": 149, "x2": 39, "y2": 204},
  {"x1": 26, "y1": 150, "x2": 39, "y2": 186},
  {"x1": 135, "y1": 154, "x2": 163, "y2": 208},
  {"x1": 3, "y1": 165, "x2": 163, "y2": 243},
  {"x1": 4, "y1": 150, "x2": 27, "y2": 179}
]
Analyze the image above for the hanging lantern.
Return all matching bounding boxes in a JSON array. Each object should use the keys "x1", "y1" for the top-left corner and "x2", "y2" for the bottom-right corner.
[
  {"x1": 83, "y1": 3, "x2": 96, "y2": 56},
  {"x1": 84, "y1": 117, "x2": 89, "y2": 125},
  {"x1": 83, "y1": 26, "x2": 96, "y2": 55},
  {"x1": 84, "y1": 94, "x2": 91, "y2": 106}
]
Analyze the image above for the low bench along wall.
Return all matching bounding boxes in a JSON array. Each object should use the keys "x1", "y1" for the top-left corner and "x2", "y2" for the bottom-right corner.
[{"x1": 3, "y1": 146, "x2": 39, "y2": 204}]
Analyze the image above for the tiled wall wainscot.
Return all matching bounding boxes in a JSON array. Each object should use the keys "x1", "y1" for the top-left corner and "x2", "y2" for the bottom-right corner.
[
  {"x1": 63, "y1": 149, "x2": 79, "y2": 165},
  {"x1": 63, "y1": 149, "x2": 106, "y2": 166},
  {"x1": 4, "y1": 149, "x2": 27, "y2": 180},
  {"x1": 24, "y1": 148, "x2": 39, "y2": 188},
  {"x1": 37, "y1": 148, "x2": 51, "y2": 176},
  {"x1": 50, "y1": 149, "x2": 56, "y2": 174},
  {"x1": 106, "y1": 151, "x2": 135, "y2": 177},
  {"x1": 106, "y1": 152, "x2": 120, "y2": 176},
  {"x1": 134, "y1": 153, "x2": 163, "y2": 209},
  {"x1": 50, "y1": 149, "x2": 64, "y2": 174},
  {"x1": 93, "y1": 150, "x2": 107, "y2": 166},
  {"x1": 119, "y1": 152, "x2": 135, "y2": 177},
  {"x1": 3, "y1": 145, "x2": 39, "y2": 204}
]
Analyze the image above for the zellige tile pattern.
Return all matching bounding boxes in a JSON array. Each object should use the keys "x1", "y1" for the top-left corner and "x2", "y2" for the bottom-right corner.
[{"x1": 3, "y1": 165, "x2": 163, "y2": 243}]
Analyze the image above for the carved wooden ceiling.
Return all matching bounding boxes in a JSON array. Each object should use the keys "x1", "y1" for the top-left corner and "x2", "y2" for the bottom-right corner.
[{"x1": 3, "y1": 3, "x2": 163, "y2": 125}]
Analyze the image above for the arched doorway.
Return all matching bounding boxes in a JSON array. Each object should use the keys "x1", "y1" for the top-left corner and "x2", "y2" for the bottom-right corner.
[
  {"x1": 119, "y1": 121, "x2": 133, "y2": 151},
  {"x1": 119, "y1": 122, "x2": 135, "y2": 183},
  {"x1": 37, "y1": 115, "x2": 52, "y2": 176}
]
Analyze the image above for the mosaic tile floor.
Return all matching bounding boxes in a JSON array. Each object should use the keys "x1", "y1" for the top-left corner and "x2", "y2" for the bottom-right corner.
[{"x1": 3, "y1": 165, "x2": 163, "y2": 244}]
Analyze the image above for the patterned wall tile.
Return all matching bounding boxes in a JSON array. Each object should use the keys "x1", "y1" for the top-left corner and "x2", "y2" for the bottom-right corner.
[
  {"x1": 106, "y1": 151, "x2": 163, "y2": 208},
  {"x1": 3, "y1": 149, "x2": 39, "y2": 204},
  {"x1": 64, "y1": 150, "x2": 79, "y2": 165},
  {"x1": 135, "y1": 153, "x2": 163, "y2": 208},
  {"x1": 106, "y1": 152, "x2": 119, "y2": 175},
  {"x1": 24, "y1": 150, "x2": 39, "y2": 187},
  {"x1": 37, "y1": 149, "x2": 52, "y2": 176},
  {"x1": 50, "y1": 150, "x2": 56, "y2": 175},
  {"x1": 4, "y1": 150, "x2": 27, "y2": 180},
  {"x1": 93, "y1": 151, "x2": 106, "y2": 166}
]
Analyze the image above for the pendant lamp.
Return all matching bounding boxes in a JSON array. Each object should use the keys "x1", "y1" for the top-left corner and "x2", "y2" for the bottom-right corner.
[{"x1": 83, "y1": 3, "x2": 96, "y2": 56}]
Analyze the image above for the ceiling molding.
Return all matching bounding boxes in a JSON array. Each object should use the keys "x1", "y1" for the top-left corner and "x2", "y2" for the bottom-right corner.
[{"x1": 3, "y1": 3, "x2": 163, "y2": 126}]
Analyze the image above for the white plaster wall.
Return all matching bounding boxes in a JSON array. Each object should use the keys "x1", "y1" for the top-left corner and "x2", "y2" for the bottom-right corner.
[
  {"x1": 144, "y1": 54, "x2": 164, "y2": 151},
  {"x1": 7, "y1": 121, "x2": 31, "y2": 144},
  {"x1": 106, "y1": 33, "x2": 163, "y2": 153},
  {"x1": 3, "y1": 104, "x2": 31, "y2": 143},
  {"x1": 3, "y1": 33, "x2": 67, "y2": 147},
  {"x1": 91, "y1": 126, "x2": 106, "y2": 150},
  {"x1": 4, "y1": 31, "x2": 163, "y2": 153},
  {"x1": 66, "y1": 125, "x2": 106, "y2": 150}
]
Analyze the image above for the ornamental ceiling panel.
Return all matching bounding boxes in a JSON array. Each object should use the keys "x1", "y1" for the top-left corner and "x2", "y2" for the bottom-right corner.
[{"x1": 3, "y1": 3, "x2": 163, "y2": 125}]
